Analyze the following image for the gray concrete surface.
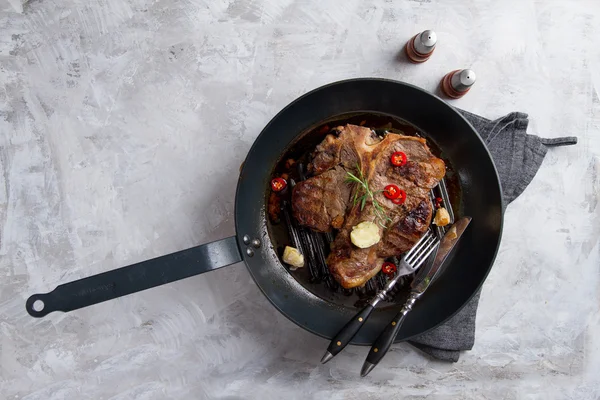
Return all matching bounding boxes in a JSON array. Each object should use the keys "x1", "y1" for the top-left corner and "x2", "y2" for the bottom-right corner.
[{"x1": 1, "y1": 0, "x2": 599, "y2": 399}]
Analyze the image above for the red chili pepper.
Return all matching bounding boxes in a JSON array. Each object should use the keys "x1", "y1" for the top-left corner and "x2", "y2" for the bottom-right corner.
[
  {"x1": 390, "y1": 151, "x2": 407, "y2": 167},
  {"x1": 271, "y1": 177, "x2": 287, "y2": 192},
  {"x1": 435, "y1": 197, "x2": 443, "y2": 208},
  {"x1": 318, "y1": 125, "x2": 330, "y2": 134},
  {"x1": 392, "y1": 190, "x2": 407, "y2": 205},
  {"x1": 383, "y1": 184, "x2": 401, "y2": 199},
  {"x1": 382, "y1": 262, "x2": 397, "y2": 276}
]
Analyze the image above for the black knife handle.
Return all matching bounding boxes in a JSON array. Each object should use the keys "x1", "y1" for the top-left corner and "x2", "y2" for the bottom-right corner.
[
  {"x1": 362, "y1": 291, "x2": 422, "y2": 376},
  {"x1": 362, "y1": 310, "x2": 409, "y2": 371},
  {"x1": 325, "y1": 304, "x2": 375, "y2": 358}
]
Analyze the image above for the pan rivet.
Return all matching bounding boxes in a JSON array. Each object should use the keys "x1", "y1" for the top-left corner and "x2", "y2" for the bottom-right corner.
[
  {"x1": 374, "y1": 348, "x2": 379, "y2": 353},
  {"x1": 392, "y1": 322, "x2": 396, "y2": 326},
  {"x1": 251, "y1": 238, "x2": 261, "y2": 248},
  {"x1": 358, "y1": 317, "x2": 363, "y2": 322},
  {"x1": 336, "y1": 341, "x2": 342, "y2": 346},
  {"x1": 246, "y1": 248, "x2": 254, "y2": 257},
  {"x1": 243, "y1": 235, "x2": 251, "y2": 245}
]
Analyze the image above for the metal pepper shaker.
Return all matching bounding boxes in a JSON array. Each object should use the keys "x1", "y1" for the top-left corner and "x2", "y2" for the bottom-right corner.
[
  {"x1": 441, "y1": 69, "x2": 476, "y2": 99},
  {"x1": 405, "y1": 30, "x2": 437, "y2": 63}
]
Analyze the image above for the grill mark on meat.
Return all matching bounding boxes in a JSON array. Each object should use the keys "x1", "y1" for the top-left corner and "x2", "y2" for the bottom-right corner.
[
  {"x1": 378, "y1": 199, "x2": 432, "y2": 258},
  {"x1": 399, "y1": 199, "x2": 431, "y2": 233},
  {"x1": 292, "y1": 166, "x2": 351, "y2": 232},
  {"x1": 292, "y1": 124, "x2": 445, "y2": 288}
]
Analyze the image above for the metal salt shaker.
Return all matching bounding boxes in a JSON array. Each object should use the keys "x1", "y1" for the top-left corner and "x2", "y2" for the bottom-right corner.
[
  {"x1": 441, "y1": 69, "x2": 476, "y2": 99},
  {"x1": 405, "y1": 30, "x2": 437, "y2": 63}
]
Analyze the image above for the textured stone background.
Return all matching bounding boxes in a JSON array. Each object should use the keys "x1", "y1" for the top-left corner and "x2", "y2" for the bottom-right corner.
[{"x1": 1, "y1": 0, "x2": 599, "y2": 399}]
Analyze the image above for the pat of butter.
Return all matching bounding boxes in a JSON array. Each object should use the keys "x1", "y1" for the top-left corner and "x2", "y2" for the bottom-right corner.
[
  {"x1": 350, "y1": 221, "x2": 381, "y2": 248},
  {"x1": 283, "y1": 246, "x2": 304, "y2": 269}
]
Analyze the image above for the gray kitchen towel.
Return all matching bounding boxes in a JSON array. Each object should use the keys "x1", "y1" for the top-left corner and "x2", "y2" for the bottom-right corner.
[{"x1": 408, "y1": 110, "x2": 577, "y2": 362}]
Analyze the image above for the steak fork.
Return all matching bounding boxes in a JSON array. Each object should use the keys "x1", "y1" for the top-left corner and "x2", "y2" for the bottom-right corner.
[{"x1": 321, "y1": 230, "x2": 440, "y2": 364}]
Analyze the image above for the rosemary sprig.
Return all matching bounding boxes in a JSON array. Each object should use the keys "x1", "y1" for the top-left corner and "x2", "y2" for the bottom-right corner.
[{"x1": 345, "y1": 165, "x2": 392, "y2": 228}]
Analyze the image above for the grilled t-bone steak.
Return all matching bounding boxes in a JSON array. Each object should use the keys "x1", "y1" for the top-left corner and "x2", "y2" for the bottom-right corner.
[{"x1": 292, "y1": 124, "x2": 445, "y2": 288}]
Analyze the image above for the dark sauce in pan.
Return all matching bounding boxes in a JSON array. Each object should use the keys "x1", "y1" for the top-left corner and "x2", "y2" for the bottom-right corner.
[{"x1": 266, "y1": 112, "x2": 461, "y2": 309}]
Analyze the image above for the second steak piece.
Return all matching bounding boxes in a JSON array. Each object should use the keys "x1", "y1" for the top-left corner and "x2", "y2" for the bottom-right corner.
[{"x1": 292, "y1": 124, "x2": 446, "y2": 289}]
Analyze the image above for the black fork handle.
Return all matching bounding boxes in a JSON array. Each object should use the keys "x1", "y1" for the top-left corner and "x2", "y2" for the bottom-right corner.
[
  {"x1": 322, "y1": 303, "x2": 376, "y2": 362},
  {"x1": 26, "y1": 236, "x2": 242, "y2": 317}
]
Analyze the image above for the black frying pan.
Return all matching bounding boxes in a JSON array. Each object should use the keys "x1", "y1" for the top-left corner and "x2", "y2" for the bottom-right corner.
[{"x1": 26, "y1": 78, "x2": 503, "y2": 345}]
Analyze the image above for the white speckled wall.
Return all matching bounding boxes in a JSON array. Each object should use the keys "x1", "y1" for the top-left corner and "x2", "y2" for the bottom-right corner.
[{"x1": 1, "y1": 0, "x2": 599, "y2": 399}]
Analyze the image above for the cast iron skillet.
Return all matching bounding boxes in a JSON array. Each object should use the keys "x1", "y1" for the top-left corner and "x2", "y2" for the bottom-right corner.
[{"x1": 26, "y1": 78, "x2": 503, "y2": 344}]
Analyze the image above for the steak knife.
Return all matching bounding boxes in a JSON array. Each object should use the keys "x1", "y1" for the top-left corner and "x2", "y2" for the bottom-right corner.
[{"x1": 360, "y1": 216, "x2": 472, "y2": 377}]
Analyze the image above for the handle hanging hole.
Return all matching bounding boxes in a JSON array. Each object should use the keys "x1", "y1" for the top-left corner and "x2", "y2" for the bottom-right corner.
[{"x1": 33, "y1": 299, "x2": 45, "y2": 312}]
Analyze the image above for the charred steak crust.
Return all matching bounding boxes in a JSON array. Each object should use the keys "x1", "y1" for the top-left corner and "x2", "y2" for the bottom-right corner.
[{"x1": 292, "y1": 124, "x2": 445, "y2": 288}]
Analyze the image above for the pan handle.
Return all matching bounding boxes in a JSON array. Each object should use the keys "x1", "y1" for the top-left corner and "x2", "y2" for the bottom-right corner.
[{"x1": 26, "y1": 236, "x2": 242, "y2": 318}]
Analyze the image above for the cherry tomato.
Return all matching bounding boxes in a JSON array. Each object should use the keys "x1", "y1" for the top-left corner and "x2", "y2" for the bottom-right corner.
[
  {"x1": 392, "y1": 190, "x2": 407, "y2": 205},
  {"x1": 390, "y1": 151, "x2": 407, "y2": 167},
  {"x1": 271, "y1": 177, "x2": 287, "y2": 192},
  {"x1": 382, "y1": 262, "x2": 397, "y2": 276},
  {"x1": 383, "y1": 184, "x2": 401, "y2": 199}
]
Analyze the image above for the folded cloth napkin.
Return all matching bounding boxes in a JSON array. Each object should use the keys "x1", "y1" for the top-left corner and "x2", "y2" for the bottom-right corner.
[{"x1": 408, "y1": 110, "x2": 577, "y2": 362}]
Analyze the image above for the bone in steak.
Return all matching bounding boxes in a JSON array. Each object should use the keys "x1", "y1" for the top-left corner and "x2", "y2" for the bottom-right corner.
[{"x1": 292, "y1": 124, "x2": 445, "y2": 289}]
